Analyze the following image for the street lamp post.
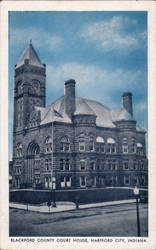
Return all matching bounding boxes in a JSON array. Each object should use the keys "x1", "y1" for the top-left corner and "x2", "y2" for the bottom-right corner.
[
  {"x1": 133, "y1": 186, "x2": 141, "y2": 237},
  {"x1": 52, "y1": 177, "x2": 56, "y2": 207}
]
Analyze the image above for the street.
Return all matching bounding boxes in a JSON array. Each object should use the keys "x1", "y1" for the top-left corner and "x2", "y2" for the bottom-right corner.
[{"x1": 9, "y1": 203, "x2": 148, "y2": 237}]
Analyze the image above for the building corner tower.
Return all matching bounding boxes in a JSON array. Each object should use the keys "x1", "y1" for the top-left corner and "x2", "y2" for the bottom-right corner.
[
  {"x1": 13, "y1": 41, "x2": 46, "y2": 132},
  {"x1": 12, "y1": 42, "x2": 46, "y2": 188}
]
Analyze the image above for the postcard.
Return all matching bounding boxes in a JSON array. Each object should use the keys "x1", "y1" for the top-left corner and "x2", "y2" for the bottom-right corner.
[{"x1": 0, "y1": 1, "x2": 156, "y2": 249}]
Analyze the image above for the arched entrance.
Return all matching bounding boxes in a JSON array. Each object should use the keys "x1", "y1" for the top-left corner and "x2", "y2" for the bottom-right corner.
[{"x1": 27, "y1": 141, "x2": 40, "y2": 187}]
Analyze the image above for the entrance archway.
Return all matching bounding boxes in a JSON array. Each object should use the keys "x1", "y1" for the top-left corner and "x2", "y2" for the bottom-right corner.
[{"x1": 27, "y1": 141, "x2": 40, "y2": 186}]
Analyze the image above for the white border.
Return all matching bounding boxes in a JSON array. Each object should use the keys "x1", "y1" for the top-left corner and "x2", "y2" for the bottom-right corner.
[{"x1": 0, "y1": 1, "x2": 156, "y2": 249}]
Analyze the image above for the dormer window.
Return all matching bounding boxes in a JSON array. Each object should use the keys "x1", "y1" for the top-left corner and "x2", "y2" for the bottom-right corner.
[
  {"x1": 96, "y1": 136, "x2": 105, "y2": 153},
  {"x1": 136, "y1": 142, "x2": 143, "y2": 155},
  {"x1": 107, "y1": 138, "x2": 116, "y2": 154}
]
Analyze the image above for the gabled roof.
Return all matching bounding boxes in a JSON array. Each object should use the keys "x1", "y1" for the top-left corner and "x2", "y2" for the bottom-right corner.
[{"x1": 16, "y1": 43, "x2": 44, "y2": 68}]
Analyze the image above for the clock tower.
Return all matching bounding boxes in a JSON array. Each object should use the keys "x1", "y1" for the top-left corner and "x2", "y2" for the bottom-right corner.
[{"x1": 13, "y1": 41, "x2": 46, "y2": 132}]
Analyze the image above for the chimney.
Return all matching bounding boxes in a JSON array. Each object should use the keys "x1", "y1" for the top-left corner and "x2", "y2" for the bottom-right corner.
[
  {"x1": 122, "y1": 92, "x2": 133, "y2": 116},
  {"x1": 64, "y1": 79, "x2": 76, "y2": 118}
]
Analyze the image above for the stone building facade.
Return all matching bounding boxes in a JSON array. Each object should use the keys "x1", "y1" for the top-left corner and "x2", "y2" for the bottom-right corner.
[{"x1": 12, "y1": 42, "x2": 148, "y2": 189}]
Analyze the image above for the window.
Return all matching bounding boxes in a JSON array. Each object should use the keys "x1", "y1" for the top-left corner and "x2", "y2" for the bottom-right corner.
[
  {"x1": 123, "y1": 162, "x2": 129, "y2": 170},
  {"x1": 122, "y1": 138, "x2": 128, "y2": 154},
  {"x1": 60, "y1": 137, "x2": 70, "y2": 152},
  {"x1": 79, "y1": 141, "x2": 85, "y2": 151},
  {"x1": 80, "y1": 176, "x2": 86, "y2": 187},
  {"x1": 16, "y1": 143, "x2": 22, "y2": 157},
  {"x1": 90, "y1": 161, "x2": 95, "y2": 170},
  {"x1": 45, "y1": 158, "x2": 51, "y2": 171},
  {"x1": 91, "y1": 176, "x2": 96, "y2": 187},
  {"x1": 65, "y1": 159, "x2": 70, "y2": 171},
  {"x1": 60, "y1": 159, "x2": 70, "y2": 171},
  {"x1": 66, "y1": 177, "x2": 71, "y2": 187},
  {"x1": 133, "y1": 176, "x2": 139, "y2": 185},
  {"x1": 79, "y1": 133, "x2": 86, "y2": 152},
  {"x1": 112, "y1": 160, "x2": 117, "y2": 170},
  {"x1": 97, "y1": 159, "x2": 100, "y2": 170},
  {"x1": 140, "y1": 175, "x2": 146, "y2": 185},
  {"x1": 110, "y1": 176, "x2": 118, "y2": 185},
  {"x1": 60, "y1": 159, "x2": 64, "y2": 170},
  {"x1": 60, "y1": 176, "x2": 65, "y2": 188},
  {"x1": 133, "y1": 161, "x2": 138, "y2": 170},
  {"x1": 107, "y1": 138, "x2": 116, "y2": 153},
  {"x1": 101, "y1": 160, "x2": 105, "y2": 170},
  {"x1": 136, "y1": 143, "x2": 143, "y2": 155},
  {"x1": 80, "y1": 160, "x2": 86, "y2": 170},
  {"x1": 138, "y1": 160, "x2": 144, "y2": 170},
  {"x1": 60, "y1": 176, "x2": 71, "y2": 188},
  {"x1": 108, "y1": 161, "x2": 112, "y2": 170},
  {"x1": 132, "y1": 139, "x2": 136, "y2": 153},
  {"x1": 45, "y1": 137, "x2": 52, "y2": 153},
  {"x1": 45, "y1": 177, "x2": 51, "y2": 189},
  {"x1": 106, "y1": 160, "x2": 117, "y2": 171},
  {"x1": 124, "y1": 175, "x2": 130, "y2": 185},
  {"x1": 34, "y1": 175, "x2": 40, "y2": 184},
  {"x1": 96, "y1": 137, "x2": 105, "y2": 153},
  {"x1": 89, "y1": 140, "x2": 94, "y2": 151}
]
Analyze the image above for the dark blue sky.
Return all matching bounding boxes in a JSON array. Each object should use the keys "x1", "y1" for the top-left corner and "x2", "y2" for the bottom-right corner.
[{"x1": 9, "y1": 11, "x2": 147, "y2": 159}]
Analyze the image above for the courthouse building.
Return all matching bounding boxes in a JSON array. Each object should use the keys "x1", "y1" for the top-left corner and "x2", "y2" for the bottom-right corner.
[{"x1": 12, "y1": 42, "x2": 148, "y2": 189}]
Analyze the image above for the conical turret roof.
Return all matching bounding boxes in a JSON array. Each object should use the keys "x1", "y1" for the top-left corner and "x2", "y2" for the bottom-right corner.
[{"x1": 16, "y1": 42, "x2": 44, "y2": 68}]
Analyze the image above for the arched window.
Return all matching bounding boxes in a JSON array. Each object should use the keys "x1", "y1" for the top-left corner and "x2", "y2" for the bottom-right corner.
[
  {"x1": 60, "y1": 136, "x2": 70, "y2": 152},
  {"x1": 136, "y1": 142, "x2": 143, "y2": 155},
  {"x1": 45, "y1": 137, "x2": 52, "y2": 153},
  {"x1": 79, "y1": 133, "x2": 85, "y2": 152},
  {"x1": 16, "y1": 143, "x2": 22, "y2": 157},
  {"x1": 107, "y1": 138, "x2": 116, "y2": 153},
  {"x1": 122, "y1": 138, "x2": 128, "y2": 154},
  {"x1": 96, "y1": 137, "x2": 105, "y2": 153}
]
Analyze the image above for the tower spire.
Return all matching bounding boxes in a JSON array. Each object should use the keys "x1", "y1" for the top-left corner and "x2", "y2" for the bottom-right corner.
[{"x1": 16, "y1": 42, "x2": 44, "y2": 68}]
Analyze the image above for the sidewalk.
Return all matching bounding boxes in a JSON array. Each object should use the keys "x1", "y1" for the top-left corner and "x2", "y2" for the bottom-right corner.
[{"x1": 9, "y1": 199, "x2": 136, "y2": 213}]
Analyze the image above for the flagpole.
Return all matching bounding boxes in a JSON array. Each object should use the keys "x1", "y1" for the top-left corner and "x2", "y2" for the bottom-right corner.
[{"x1": 51, "y1": 110, "x2": 56, "y2": 207}]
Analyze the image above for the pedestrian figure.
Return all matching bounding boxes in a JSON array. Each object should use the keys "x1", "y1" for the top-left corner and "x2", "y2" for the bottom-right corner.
[{"x1": 75, "y1": 196, "x2": 79, "y2": 209}]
